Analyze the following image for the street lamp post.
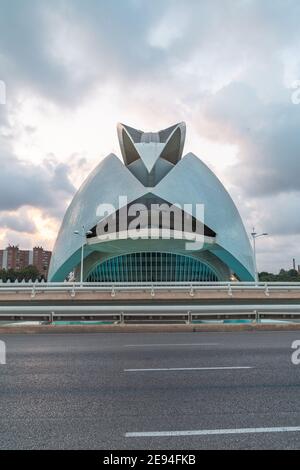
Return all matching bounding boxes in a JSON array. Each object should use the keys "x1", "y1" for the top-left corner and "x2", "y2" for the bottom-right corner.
[
  {"x1": 74, "y1": 225, "x2": 93, "y2": 285},
  {"x1": 251, "y1": 227, "x2": 268, "y2": 283}
]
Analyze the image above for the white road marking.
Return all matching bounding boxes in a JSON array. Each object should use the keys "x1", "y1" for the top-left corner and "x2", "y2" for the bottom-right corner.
[
  {"x1": 124, "y1": 366, "x2": 253, "y2": 372},
  {"x1": 126, "y1": 426, "x2": 300, "y2": 438},
  {"x1": 124, "y1": 343, "x2": 219, "y2": 347}
]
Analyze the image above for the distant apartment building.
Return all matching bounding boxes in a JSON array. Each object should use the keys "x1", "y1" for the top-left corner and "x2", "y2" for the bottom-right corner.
[
  {"x1": 32, "y1": 246, "x2": 52, "y2": 277},
  {"x1": 0, "y1": 245, "x2": 52, "y2": 278},
  {"x1": 2, "y1": 245, "x2": 30, "y2": 271}
]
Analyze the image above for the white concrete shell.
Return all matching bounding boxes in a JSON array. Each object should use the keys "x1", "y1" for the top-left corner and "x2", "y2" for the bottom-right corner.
[
  {"x1": 48, "y1": 153, "x2": 146, "y2": 281},
  {"x1": 152, "y1": 153, "x2": 255, "y2": 280},
  {"x1": 48, "y1": 122, "x2": 255, "y2": 282}
]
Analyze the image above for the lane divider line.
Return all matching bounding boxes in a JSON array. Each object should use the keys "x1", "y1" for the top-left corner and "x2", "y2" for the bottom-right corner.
[
  {"x1": 124, "y1": 366, "x2": 253, "y2": 372},
  {"x1": 124, "y1": 343, "x2": 219, "y2": 347},
  {"x1": 126, "y1": 425, "x2": 300, "y2": 438}
]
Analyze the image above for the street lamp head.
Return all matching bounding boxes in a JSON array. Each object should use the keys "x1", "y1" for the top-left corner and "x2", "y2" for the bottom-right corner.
[
  {"x1": 256, "y1": 232, "x2": 268, "y2": 238},
  {"x1": 73, "y1": 230, "x2": 79, "y2": 235},
  {"x1": 86, "y1": 230, "x2": 93, "y2": 236},
  {"x1": 251, "y1": 231, "x2": 268, "y2": 239}
]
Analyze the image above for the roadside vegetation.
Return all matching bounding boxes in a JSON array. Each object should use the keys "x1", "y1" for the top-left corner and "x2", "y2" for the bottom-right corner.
[
  {"x1": 0, "y1": 265, "x2": 43, "y2": 282},
  {"x1": 259, "y1": 269, "x2": 300, "y2": 282}
]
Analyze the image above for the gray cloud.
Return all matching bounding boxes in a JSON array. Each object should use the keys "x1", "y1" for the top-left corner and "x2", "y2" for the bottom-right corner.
[
  {"x1": 0, "y1": 152, "x2": 75, "y2": 214},
  {"x1": 0, "y1": 212, "x2": 37, "y2": 234},
  {"x1": 0, "y1": 0, "x2": 166, "y2": 107},
  {"x1": 1, "y1": 0, "x2": 300, "y2": 107},
  {"x1": 197, "y1": 81, "x2": 300, "y2": 197},
  {"x1": 194, "y1": 81, "x2": 300, "y2": 259},
  {"x1": 0, "y1": 1, "x2": 69, "y2": 102}
]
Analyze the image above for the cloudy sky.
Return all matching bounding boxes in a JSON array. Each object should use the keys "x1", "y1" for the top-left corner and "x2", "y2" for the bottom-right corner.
[{"x1": 0, "y1": 0, "x2": 300, "y2": 272}]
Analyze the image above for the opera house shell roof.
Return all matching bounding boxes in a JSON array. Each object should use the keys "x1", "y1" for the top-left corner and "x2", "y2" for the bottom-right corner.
[{"x1": 48, "y1": 122, "x2": 255, "y2": 282}]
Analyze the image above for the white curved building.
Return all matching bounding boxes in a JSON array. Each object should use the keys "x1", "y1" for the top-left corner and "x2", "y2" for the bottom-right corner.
[{"x1": 48, "y1": 122, "x2": 255, "y2": 282}]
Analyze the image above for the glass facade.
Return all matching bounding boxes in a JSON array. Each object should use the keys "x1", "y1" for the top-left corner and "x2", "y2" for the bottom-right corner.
[{"x1": 86, "y1": 252, "x2": 219, "y2": 282}]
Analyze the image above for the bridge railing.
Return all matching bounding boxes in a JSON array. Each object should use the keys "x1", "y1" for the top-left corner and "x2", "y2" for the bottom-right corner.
[
  {"x1": 1, "y1": 282, "x2": 300, "y2": 323},
  {"x1": 0, "y1": 281, "x2": 300, "y2": 295},
  {"x1": 1, "y1": 303, "x2": 300, "y2": 323}
]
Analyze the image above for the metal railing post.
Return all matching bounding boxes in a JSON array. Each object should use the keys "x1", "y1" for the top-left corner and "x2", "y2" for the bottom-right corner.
[
  {"x1": 265, "y1": 283, "x2": 269, "y2": 296},
  {"x1": 71, "y1": 284, "x2": 76, "y2": 297},
  {"x1": 31, "y1": 284, "x2": 36, "y2": 298}
]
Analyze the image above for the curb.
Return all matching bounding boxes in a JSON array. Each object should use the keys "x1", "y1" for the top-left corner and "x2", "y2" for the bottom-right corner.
[{"x1": 1, "y1": 323, "x2": 300, "y2": 334}]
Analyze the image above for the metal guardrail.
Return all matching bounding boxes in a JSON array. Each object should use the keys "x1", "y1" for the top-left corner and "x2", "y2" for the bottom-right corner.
[
  {"x1": 0, "y1": 281, "x2": 299, "y2": 298},
  {"x1": 1, "y1": 282, "x2": 300, "y2": 323},
  {"x1": 1, "y1": 304, "x2": 300, "y2": 323}
]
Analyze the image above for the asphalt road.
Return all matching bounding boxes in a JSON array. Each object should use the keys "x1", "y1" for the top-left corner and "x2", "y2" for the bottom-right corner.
[{"x1": 1, "y1": 330, "x2": 300, "y2": 449}]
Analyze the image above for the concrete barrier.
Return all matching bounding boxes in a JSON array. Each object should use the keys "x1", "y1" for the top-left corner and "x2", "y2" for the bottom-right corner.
[{"x1": 1, "y1": 322, "x2": 300, "y2": 334}]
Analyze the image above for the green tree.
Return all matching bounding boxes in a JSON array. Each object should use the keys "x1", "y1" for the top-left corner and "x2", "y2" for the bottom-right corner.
[
  {"x1": 0, "y1": 265, "x2": 40, "y2": 282},
  {"x1": 259, "y1": 269, "x2": 300, "y2": 282}
]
